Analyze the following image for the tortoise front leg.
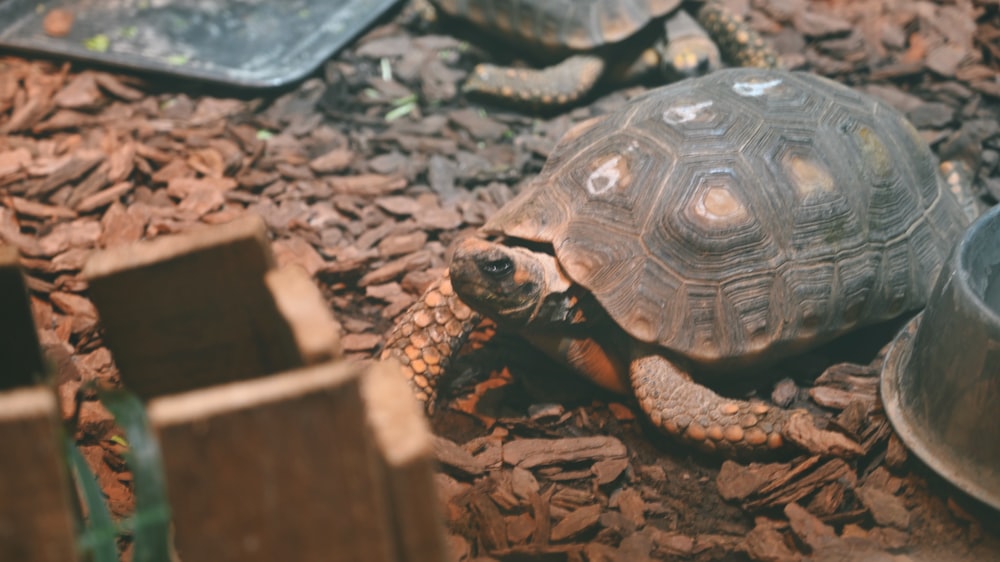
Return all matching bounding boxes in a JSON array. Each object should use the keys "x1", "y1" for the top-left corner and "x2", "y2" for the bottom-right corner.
[
  {"x1": 381, "y1": 275, "x2": 482, "y2": 412},
  {"x1": 630, "y1": 355, "x2": 863, "y2": 458}
]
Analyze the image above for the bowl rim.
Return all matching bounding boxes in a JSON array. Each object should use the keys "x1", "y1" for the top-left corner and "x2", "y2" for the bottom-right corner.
[
  {"x1": 880, "y1": 313, "x2": 1000, "y2": 512},
  {"x1": 955, "y1": 204, "x2": 1000, "y2": 329}
]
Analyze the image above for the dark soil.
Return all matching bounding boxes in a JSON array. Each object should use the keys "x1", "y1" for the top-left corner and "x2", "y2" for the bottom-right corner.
[{"x1": 3, "y1": 0, "x2": 1000, "y2": 560}]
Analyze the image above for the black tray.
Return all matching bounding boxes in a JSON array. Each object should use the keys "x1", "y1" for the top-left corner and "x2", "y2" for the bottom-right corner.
[{"x1": 0, "y1": 0, "x2": 399, "y2": 88}]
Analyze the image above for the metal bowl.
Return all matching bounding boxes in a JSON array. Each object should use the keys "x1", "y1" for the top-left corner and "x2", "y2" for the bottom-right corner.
[{"x1": 881, "y1": 203, "x2": 1000, "y2": 510}]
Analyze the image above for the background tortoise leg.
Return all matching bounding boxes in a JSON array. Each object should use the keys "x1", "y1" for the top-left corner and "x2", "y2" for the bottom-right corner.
[
  {"x1": 660, "y1": 9, "x2": 722, "y2": 79},
  {"x1": 630, "y1": 354, "x2": 863, "y2": 458},
  {"x1": 381, "y1": 275, "x2": 482, "y2": 412},
  {"x1": 697, "y1": 2, "x2": 779, "y2": 69},
  {"x1": 462, "y1": 54, "x2": 606, "y2": 108},
  {"x1": 940, "y1": 160, "x2": 982, "y2": 222}
]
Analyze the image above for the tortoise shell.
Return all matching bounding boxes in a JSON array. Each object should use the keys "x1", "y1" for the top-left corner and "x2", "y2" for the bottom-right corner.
[
  {"x1": 431, "y1": 0, "x2": 682, "y2": 51},
  {"x1": 485, "y1": 68, "x2": 971, "y2": 367}
]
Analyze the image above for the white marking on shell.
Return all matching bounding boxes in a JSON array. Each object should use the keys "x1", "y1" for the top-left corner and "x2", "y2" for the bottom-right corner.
[
  {"x1": 586, "y1": 156, "x2": 623, "y2": 195},
  {"x1": 662, "y1": 101, "x2": 713, "y2": 124},
  {"x1": 732, "y1": 78, "x2": 783, "y2": 97}
]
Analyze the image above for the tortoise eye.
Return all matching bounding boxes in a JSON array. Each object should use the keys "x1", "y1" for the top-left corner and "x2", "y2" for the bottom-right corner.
[{"x1": 479, "y1": 257, "x2": 514, "y2": 279}]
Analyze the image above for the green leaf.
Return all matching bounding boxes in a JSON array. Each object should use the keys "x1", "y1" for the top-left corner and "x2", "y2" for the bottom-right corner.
[
  {"x1": 84, "y1": 34, "x2": 110, "y2": 52},
  {"x1": 385, "y1": 101, "x2": 417, "y2": 122},
  {"x1": 380, "y1": 57, "x2": 393, "y2": 82},
  {"x1": 99, "y1": 390, "x2": 172, "y2": 562},
  {"x1": 64, "y1": 435, "x2": 119, "y2": 562}
]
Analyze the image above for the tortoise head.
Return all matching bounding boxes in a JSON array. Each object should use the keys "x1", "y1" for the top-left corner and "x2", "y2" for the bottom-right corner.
[{"x1": 449, "y1": 237, "x2": 572, "y2": 329}]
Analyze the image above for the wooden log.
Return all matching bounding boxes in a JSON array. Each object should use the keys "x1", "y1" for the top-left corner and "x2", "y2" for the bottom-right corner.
[
  {"x1": 147, "y1": 361, "x2": 396, "y2": 562},
  {"x1": 362, "y1": 360, "x2": 449, "y2": 562},
  {"x1": 0, "y1": 387, "x2": 78, "y2": 562},
  {"x1": 0, "y1": 246, "x2": 44, "y2": 390},
  {"x1": 83, "y1": 214, "x2": 340, "y2": 400}
]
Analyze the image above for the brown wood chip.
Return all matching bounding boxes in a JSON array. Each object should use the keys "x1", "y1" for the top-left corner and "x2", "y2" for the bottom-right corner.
[
  {"x1": 591, "y1": 457, "x2": 629, "y2": 485},
  {"x1": 614, "y1": 487, "x2": 646, "y2": 528},
  {"x1": 272, "y1": 237, "x2": 325, "y2": 276},
  {"x1": 432, "y1": 436, "x2": 486, "y2": 477},
  {"x1": 745, "y1": 518, "x2": 799, "y2": 562},
  {"x1": 10, "y1": 197, "x2": 76, "y2": 219},
  {"x1": 550, "y1": 503, "x2": 602, "y2": 542},
  {"x1": 785, "y1": 502, "x2": 837, "y2": 551},
  {"x1": 309, "y1": 148, "x2": 355, "y2": 174},
  {"x1": 339, "y1": 333, "x2": 382, "y2": 353},
  {"x1": 502, "y1": 436, "x2": 626, "y2": 469},
  {"x1": 76, "y1": 182, "x2": 135, "y2": 213},
  {"x1": 328, "y1": 174, "x2": 406, "y2": 196},
  {"x1": 855, "y1": 484, "x2": 911, "y2": 530}
]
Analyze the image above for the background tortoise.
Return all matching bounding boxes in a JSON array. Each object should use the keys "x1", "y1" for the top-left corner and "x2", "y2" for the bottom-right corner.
[
  {"x1": 429, "y1": 0, "x2": 779, "y2": 107},
  {"x1": 383, "y1": 68, "x2": 973, "y2": 457}
]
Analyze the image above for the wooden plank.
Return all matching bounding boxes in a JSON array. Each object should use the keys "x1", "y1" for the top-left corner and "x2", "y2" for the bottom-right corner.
[
  {"x1": 362, "y1": 360, "x2": 449, "y2": 562},
  {"x1": 0, "y1": 246, "x2": 44, "y2": 390},
  {"x1": 83, "y1": 214, "x2": 330, "y2": 400},
  {"x1": 264, "y1": 265, "x2": 342, "y2": 365},
  {"x1": 0, "y1": 387, "x2": 78, "y2": 562},
  {"x1": 147, "y1": 361, "x2": 396, "y2": 562}
]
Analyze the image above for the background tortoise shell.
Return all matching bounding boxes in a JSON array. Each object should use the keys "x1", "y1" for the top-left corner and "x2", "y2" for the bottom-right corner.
[
  {"x1": 431, "y1": 0, "x2": 682, "y2": 51},
  {"x1": 485, "y1": 68, "x2": 971, "y2": 368}
]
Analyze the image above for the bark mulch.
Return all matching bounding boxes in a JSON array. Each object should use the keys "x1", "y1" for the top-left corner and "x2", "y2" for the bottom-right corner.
[{"x1": 2, "y1": 0, "x2": 1000, "y2": 560}]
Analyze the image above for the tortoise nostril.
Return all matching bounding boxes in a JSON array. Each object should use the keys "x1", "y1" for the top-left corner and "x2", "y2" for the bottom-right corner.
[{"x1": 479, "y1": 257, "x2": 514, "y2": 279}]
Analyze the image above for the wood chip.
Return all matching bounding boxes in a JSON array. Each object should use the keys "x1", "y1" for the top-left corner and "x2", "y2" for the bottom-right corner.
[
  {"x1": 716, "y1": 460, "x2": 791, "y2": 502},
  {"x1": 53, "y1": 73, "x2": 102, "y2": 109},
  {"x1": 42, "y1": 9, "x2": 75, "y2": 37},
  {"x1": 339, "y1": 333, "x2": 382, "y2": 353},
  {"x1": 309, "y1": 148, "x2": 355, "y2": 174},
  {"x1": 785, "y1": 502, "x2": 837, "y2": 550},
  {"x1": 26, "y1": 151, "x2": 104, "y2": 199},
  {"x1": 433, "y1": 437, "x2": 486, "y2": 477},
  {"x1": 591, "y1": 457, "x2": 629, "y2": 485},
  {"x1": 358, "y1": 250, "x2": 432, "y2": 286},
  {"x1": 503, "y1": 436, "x2": 626, "y2": 469},
  {"x1": 166, "y1": 176, "x2": 238, "y2": 199},
  {"x1": 49, "y1": 290, "x2": 97, "y2": 322},
  {"x1": 550, "y1": 504, "x2": 602, "y2": 542},
  {"x1": 809, "y1": 385, "x2": 874, "y2": 410},
  {"x1": 375, "y1": 195, "x2": 424, "y2": 216},
  {"x1": 745, "y1": 518, "x2": 799, "y2": 562},
  {"x1": 76, "y1": 181, "x2": 135, "y2": 213},
  {"x1": 328, "y1": 174, "x2": 406, "y2": 196},
  {"x1": 855, "y1": 484, "x2": 911, "y2": 530},
  {"x1": 614, "y1": 487, "x2": 646, "y2": 528},
  {"x1": 100, "y1": 201, "x2": 145, "y2": 248},
  {"x1": 10, "y1": 197, "x2": 76, "y2": 219},
  {"x1": 272, "y1": 237, "x2": 325, "y2": 276}
]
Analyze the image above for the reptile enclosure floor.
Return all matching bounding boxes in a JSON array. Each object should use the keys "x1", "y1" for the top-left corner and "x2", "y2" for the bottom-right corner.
[{"x1": 2, "y1": 0, "x2": 1000, "y2": 560}]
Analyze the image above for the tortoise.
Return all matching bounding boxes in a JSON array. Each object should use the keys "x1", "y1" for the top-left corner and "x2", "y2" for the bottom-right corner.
[
  {"x1": 382, "y1": 68, "x2": 973, "y2": 457},
  {"x1": 428, "y1": 0, "x2": 779, "y2": 107}
]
